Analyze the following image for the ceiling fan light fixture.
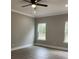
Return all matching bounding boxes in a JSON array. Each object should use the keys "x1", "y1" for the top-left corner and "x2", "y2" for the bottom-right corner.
[{"x1": 32, "y1": 4, "x2": 36, "y2": 8}]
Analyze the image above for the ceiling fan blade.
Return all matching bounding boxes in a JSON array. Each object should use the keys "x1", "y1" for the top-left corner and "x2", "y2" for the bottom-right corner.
[
  {"x1": 22, "y1": 4, "x2": 32, "y2": 7},
  {"x1": 36, "y1": 3, "x2": 48, "y2": 7}
]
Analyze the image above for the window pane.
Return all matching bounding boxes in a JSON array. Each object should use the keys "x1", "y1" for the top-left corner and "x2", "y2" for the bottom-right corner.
[
  {"x1": 37, "y1": 23, "x2": 46, "y2": 40},
  {"x1": 64, "y1": 21, "x2": 68, "y2": 43}
]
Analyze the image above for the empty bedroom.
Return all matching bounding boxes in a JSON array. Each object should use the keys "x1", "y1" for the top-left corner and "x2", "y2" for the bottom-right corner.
[{"x1": 11, "y1": 0, "x2": 68, "y2": 59}]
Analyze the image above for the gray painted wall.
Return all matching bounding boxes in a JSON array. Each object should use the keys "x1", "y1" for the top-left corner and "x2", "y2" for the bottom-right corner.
[
  {"x1": 35, "y1": 14, "x2": 68, "y2": 48},
  {"x1": 11, "y1": 12, "x2": 34, "y2": 48}
]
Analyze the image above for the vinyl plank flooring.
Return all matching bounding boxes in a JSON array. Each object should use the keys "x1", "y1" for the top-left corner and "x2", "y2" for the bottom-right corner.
[{"x1": 11, "y1": 46, "x2": 68, "y2": 59}]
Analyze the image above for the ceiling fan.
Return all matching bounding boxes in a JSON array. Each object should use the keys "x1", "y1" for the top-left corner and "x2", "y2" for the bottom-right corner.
[{"x1": 22, "y1": 0, "x2": 48, "y2": 8}]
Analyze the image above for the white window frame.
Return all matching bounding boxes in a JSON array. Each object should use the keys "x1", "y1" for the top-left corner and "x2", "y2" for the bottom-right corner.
[
  {"x1": 37, "y1": 23, "x2": 46, "y2": 40},
  {"x1": 64, "y1": 21, "x2": 68, "y2": 43}
]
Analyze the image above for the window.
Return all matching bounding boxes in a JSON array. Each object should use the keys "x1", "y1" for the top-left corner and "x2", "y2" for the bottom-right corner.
[
  {"x1": 64, "y1": 21, "x2": 68, "y2": 43},
  {"x1": 37, "y1": 23, "x2": 46, "y2": 40}
]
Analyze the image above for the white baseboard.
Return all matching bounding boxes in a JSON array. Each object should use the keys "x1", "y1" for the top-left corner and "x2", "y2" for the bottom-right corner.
[
  {"x1": 35, "y1": 43, "x2": 68, "y2": 51},
  {"x1": 11, "y1": 44, "x2": 32, "y2": 51}
]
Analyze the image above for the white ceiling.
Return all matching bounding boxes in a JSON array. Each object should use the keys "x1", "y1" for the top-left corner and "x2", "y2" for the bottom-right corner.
[{"x1": 11, "y1": 0, "x2": 68, "y2": 17}]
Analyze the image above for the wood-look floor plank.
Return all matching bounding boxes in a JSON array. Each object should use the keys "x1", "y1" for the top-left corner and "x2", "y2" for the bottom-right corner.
[{"x1": 11, "y1": 46, "x2": 68, "y2": 59}]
